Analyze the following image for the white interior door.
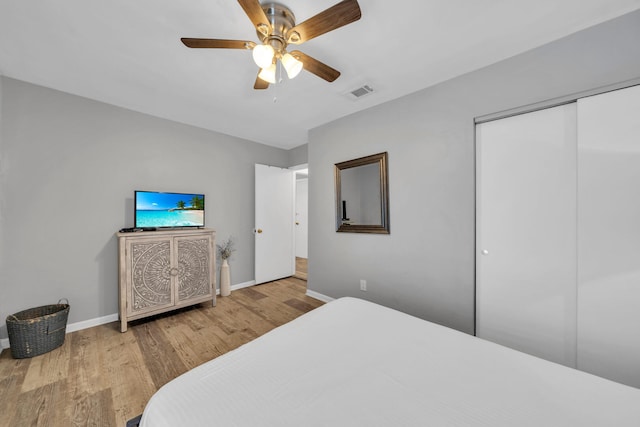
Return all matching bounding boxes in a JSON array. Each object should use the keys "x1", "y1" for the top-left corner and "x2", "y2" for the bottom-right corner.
[
  {"x1": 577, "y1": 85, "x2": 640, "y2": 388},
  {"x1": 476, "y1": 103, "x2": 578, "y2": 367},
  {"x1": 255, "y1": 164, "x2": 295, "y2": 284}
]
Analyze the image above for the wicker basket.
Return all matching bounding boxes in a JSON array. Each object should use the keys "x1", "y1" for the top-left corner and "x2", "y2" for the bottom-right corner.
[{"x1": 6, "y1": 299, "x2": 70, "y2": 359}]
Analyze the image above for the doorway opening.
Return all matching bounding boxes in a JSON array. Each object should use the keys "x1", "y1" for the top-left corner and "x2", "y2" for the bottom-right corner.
[{"x1": 293, "y1": 166, "x2": 308, "y2": 281}]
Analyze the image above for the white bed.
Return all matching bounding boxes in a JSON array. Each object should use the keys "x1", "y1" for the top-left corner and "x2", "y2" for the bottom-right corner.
[{"x1": 140, "y1": 297, "x2": 640, "y2": 426}]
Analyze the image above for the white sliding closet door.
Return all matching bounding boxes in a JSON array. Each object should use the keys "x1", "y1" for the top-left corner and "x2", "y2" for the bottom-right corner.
[
  {"x1": 476, "y1": 104, "x2": 577, "y2": 367},
  {"x1": 577, "y1": 85, "x2": 640, "y2": 388}
]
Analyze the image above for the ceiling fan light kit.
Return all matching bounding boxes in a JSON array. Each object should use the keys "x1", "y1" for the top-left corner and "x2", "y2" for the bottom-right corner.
[
  {"x1": 258, "y1": 63, "x2": 277, "y2": 84},
  {"x1": 181, "y1": 0, "x2": 362, "y2": 90},
  {"x1": 281, "y1": 52, "x2": 303, "y2": 79},
  {"x1": 252, "y1": 44, "x2": 275, "y2": 69}
]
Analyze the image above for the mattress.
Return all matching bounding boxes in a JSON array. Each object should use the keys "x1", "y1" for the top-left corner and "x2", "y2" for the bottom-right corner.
[{"x1": 140, "y1": 297, "x2": 640, "y2": 426}]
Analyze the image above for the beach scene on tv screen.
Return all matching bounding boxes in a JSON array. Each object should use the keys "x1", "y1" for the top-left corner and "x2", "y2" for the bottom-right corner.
[{"x1": 136, "y1": 192, "x2": 204, "y2": 227}]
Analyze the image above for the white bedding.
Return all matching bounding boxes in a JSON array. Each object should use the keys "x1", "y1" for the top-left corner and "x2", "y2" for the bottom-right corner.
[{"x1": 140, "y1": 297, "x2": 640, "y2": 426}]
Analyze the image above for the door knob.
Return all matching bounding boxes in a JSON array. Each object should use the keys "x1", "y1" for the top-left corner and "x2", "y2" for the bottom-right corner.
[
  {"x1": 256, "y1": 229, "x2": 263, "y2": 234},
  {"x1": 481, "y1": 250, "x2": 489, "y2": 255}
]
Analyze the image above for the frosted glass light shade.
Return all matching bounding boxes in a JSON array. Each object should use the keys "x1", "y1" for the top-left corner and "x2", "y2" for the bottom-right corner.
[
  {"x1": 282, "y1": 53, "x2": 303, "y2": 79},
  {"x1": 252, "y1": 44, "x2": 275, "y2": 69},
  {"x1": 258, "y1": 63, "x2": 276, "y2": 84}
]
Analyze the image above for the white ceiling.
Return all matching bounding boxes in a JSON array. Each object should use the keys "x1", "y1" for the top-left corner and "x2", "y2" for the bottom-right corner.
[{"x1": 1, "y1": 1, "x2": 639, "y2": 149}]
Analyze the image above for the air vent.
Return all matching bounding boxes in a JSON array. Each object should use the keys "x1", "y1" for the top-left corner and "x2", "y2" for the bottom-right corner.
[{"x1": 346, "y1": 84, "x2": 375, "y2": 100}]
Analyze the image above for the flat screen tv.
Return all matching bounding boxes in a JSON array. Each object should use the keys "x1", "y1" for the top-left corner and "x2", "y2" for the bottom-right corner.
[{"x1": 135, "y1": 191, "x2": 205, "y2": 228}]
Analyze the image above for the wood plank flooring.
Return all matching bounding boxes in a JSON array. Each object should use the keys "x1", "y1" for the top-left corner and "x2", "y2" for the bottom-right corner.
[
  {"x1": 294, "y1": 256, "x2": 308, "y2": 281},
  {"x1": 0, "y1": 277, "x2": 322, "y2": 427}
]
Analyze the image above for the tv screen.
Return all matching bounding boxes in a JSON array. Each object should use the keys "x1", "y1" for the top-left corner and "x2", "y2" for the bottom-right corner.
[{"x1": 135, "y1": 191, "x2": 205, "y2": 228}]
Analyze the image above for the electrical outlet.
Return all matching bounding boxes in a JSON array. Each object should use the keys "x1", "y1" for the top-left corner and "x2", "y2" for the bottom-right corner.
[{"x1": 360, "y1": 279, "x2": 367, "y2": 291}]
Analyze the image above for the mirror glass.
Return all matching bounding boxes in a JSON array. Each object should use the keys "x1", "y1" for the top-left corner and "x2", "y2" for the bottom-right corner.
[{"x1": 335, "y1": 152, "x2": 389, "y2": 234}]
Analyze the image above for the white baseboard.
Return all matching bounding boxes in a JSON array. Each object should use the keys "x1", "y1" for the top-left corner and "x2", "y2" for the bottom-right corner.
[
  {"x1": 0, "y1": 338, "x2": 9, "y2": 350},
  {"x1": 216, "y1": 280, "x2": 256, "y2": 296},
  {"x1": 306, "y1": 289, "x2": 334, "y2": 303},
  {"x1": 231, "y1": 280, "x2": 256, "y2": 291},
  {"x1": 66, "y1": 313, "x2": 119, "y2": 334}
]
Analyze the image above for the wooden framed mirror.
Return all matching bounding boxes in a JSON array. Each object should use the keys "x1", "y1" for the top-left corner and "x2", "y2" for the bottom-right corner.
[{"x1": 334, "y1": 152, "x2": 389, "y2": 234}]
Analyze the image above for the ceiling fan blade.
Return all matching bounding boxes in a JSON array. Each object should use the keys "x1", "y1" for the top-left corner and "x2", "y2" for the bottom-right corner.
[
  {"x1": 237, "y1": 0, "x2": 272, "y2": 34},
  {"x1": 290, "y1": 51, "x2": 340, "y2": 82},
  {"x1": 181, "y1": 38, "x2": 255, "y2": 49},
  {"x1": 254, "y1": 73, "x2": 270, "y2": 90},
  {"x1": 286, "y1": 0, "x2": 361, "y2": 44}
]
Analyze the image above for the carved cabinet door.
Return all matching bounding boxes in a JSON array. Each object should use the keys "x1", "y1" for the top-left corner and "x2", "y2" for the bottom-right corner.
[
  {"x1": 174, "y1": 235, "x2": 213, "y2": 303},
  {"x1": 126, "y1": 237, "x2": 176, "y2": 316}
]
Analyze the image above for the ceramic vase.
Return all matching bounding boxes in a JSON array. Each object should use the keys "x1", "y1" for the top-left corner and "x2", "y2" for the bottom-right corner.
[{"x1": 220, "y1": 259, "x2": 231, "y2": 296}]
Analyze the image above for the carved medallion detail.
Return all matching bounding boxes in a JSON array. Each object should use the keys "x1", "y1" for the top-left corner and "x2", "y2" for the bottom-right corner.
[
  {"x1": 177, "y1": 238, "x2": 210, "y2": 301},
  {"x1": 131, "y1": 240, "x2": 172, "y2": 311}
]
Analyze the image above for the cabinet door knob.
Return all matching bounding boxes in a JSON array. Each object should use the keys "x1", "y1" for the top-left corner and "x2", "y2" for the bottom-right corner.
[
  {"x1": 170, "y1": 268, "x2": 179, "y2": 276},
  {"x1": 256, "y1": 229, "x2": 263, "y2": 234},
  {"x1": 481, "y1": 249, "x2": 489, "y2": 255}
]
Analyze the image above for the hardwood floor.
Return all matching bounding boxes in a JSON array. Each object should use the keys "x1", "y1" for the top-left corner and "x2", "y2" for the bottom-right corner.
[
  {"x1": 294, "y1": 256, "x2": 308, "y2": 281},
  {"x1": 0, "y1": 277, "x2": 323, "y2": 427}
]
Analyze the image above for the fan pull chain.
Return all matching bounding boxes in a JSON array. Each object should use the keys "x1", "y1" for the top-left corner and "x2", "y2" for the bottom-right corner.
[{"x1": 273, "y1": 60, "x2": 283, "y2": 103}]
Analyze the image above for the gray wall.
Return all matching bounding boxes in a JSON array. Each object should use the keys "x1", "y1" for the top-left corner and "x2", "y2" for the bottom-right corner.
[
  {"x1": 288, "y1": 143, "x2": 308, "y2": 167},
  {"x1": 307, "y1": 10, "x2": 640, "y2": 334},
  {"x1": 0, "y1": 77, "x2": 293, "y2": 340}
]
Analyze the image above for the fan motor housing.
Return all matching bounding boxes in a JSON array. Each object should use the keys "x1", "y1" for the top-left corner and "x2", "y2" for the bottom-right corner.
[{"x1": 257, "y1": 2, "x2": 296, "y2": 50}]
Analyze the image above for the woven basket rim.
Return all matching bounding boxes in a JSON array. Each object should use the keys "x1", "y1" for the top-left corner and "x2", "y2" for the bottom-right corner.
[{"x1": 7, "y1": 304, "x2": 70, "y2": 323}]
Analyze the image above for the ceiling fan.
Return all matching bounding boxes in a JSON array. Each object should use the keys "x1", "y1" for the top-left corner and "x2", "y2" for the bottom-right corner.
[{"x1": 180, "y1": 0, "x2": 362, "y2": 89}]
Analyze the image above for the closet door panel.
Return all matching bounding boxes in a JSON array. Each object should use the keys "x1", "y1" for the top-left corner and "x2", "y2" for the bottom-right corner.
[
  {"x1": 476, "y1": 104, "x2": 577, "y2": 367},
  {"x1": 577, "y1": 85, "x2": 640, "y2": 388}
]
